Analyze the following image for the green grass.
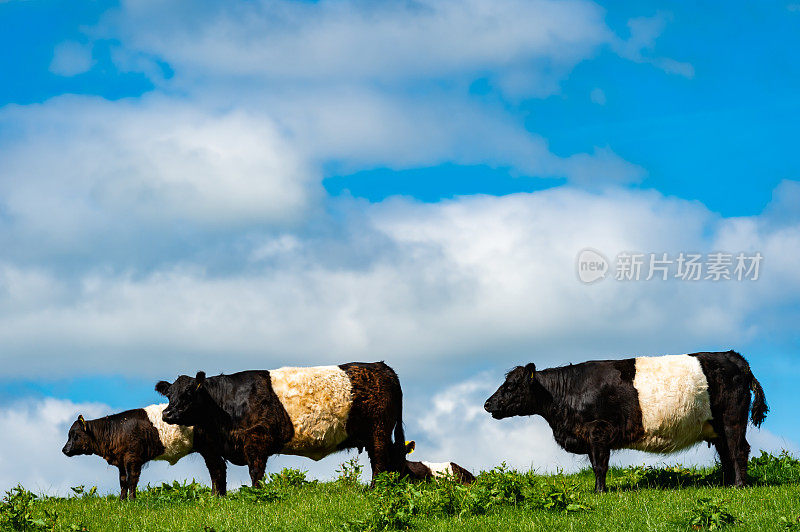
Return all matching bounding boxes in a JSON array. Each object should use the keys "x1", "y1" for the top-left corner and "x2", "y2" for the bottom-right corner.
[{"x1": 4, "y1": 453, "x2": 799, "y2": 531}]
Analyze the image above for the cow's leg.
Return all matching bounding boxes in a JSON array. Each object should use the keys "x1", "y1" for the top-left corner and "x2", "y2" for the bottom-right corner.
[
  {"x1": 588, "y1": 444, "x2": 611, "y2": 493},
  {"x1": 244, "y1": 426, "x2": 278, "y2": 488},
  {"x1": 712, "y1": 437, "x2": 735, "y2": 485},
  {"x1": 723, "y1": 424, "x2": 750, "y2": 487},
  {"x1": 125, "y1": 461, "x2": 142, "y2": 500},
  {"x1": 720, "y1": 393, "x2": 751, "y2": 487},
  {"x1": 118, "y1": 465, "x2": 128, "y2": 501},
  {"x1": 246, "y1": 454, "x2": 268, "y2": 487},
  {"x1": 366, "y1": 426, "x2": 391, "y2": 484},
  {"x1": 204, "y1": 454, "x2": 227, "y2": 496}
]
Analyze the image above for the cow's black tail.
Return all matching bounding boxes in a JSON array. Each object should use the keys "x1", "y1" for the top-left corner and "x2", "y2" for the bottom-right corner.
[{"x1": 750, "y1": 372, "x2": 768, "y2": 428}]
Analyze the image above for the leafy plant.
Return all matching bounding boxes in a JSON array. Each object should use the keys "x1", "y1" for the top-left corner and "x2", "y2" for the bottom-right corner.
[
  {"x1": 532, "y1": 478, "x2": 590, "y2": 513},
  {"x1": 0, "y1": 485, "x2": 58, "y2": 531},
  {"x1": 617, "y1": 464, "x2": 708, "y2": 490},
  {"x1": 143, "y1": 480, "x2": 211, "y2": 502},
  {"x1": 336, "y1": 458, "x2": 364, "y2": 486},
  {"x1": 370, "y1": 473, "x2": 421, "y2": 530},
  {"x1": 269, "y1": 468, "x2": 315, "y2": 488},
  {"x1": 343, "y1": 472, "x2": 422, "y2": 530},
  {"x1": 780, "y1": 515, "x2": 800, "y2": 530},
  {"x1": 749, "y1": 451, "x2": 800, "y2": 486},
  {"x1": 234, "y1": 481, "x2": 284, "y2": 503},
  {"x1": 683, "y1": 497, "x2": 738, "y2": 530},
  {"x1": 69, "y1": 486, "x2": 97, "y2": 499},
  {"x1": 471, "y1": 462, "x2": 533, "y2": 506}
]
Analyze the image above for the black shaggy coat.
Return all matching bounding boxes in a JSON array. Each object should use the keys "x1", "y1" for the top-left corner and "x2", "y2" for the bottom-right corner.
[
  {"x1": 484, "y1": 350, "x2": 767, "y2": 492},
  {"x1": 62, "y1": 411, "x2": 167, "y2": 500},
  {"x1": 156, "y1": 361, "x2": 406, "y2": 495}
]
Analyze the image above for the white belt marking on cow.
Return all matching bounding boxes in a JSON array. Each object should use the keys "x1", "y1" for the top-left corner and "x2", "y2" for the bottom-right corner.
[
  {"x1": 144, "y1": 404, "x2": 194, "y2": 465},
  {"x1": 421, "y1": 461, "x2": 454, "y2": 478},
  {"x1": 270, "y1": 366, "x2": 353, "y2": 460},
  {"x1": 628, "y1": 355, "x2": 717, "y2": 453}
]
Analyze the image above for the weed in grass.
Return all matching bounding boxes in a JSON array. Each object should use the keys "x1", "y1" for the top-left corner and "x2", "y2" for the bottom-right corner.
[
  {"x1": 749, "y1": 450, "x2": 800, "y2": 486},
  {"x1": 337, "y1": 458, "x2": 364, "y2": 486},
  {"x1": 616, "y1": 464, "x2": 709, "y2": 490},
  {"x1": 233, "y1": 481, "x2": 284, "y2": 503},
  {"x1": 780, "y1": 515, "x2": 800, "y2": 530},
  {"x1": 142, "y1": 480, "x2": 212, "y2": 503},
  {"x1": 472, "y1": 462, "x2": 533, "y2": 505},
  {"x1": 343, "y1": 472, "x2": 422, "y2": 530},
  {"x1": 682, "y1": 497, "x2": 738, "y2": 530},
  {"x1": 369, "y1": 472, "x2": 421, "y2": 530},
  {"x1": 531, "y1": 477, "x2": 591, "y2": 513},
  {"x1": 0, "y1": 485, "x2": 58, "y2": 531},
  {"x1": 68, "y1": 486, "x2": 97, "y2": 499},
  {"x1": 269, "y1": 468, "x2": 315, "y2": 488}
]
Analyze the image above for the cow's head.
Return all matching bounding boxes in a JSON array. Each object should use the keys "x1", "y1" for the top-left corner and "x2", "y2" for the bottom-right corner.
[
  {"x1": 484, "y1": 363, "x2": 540, "y2": 419},
  {"x1": 399, "y1": 440, "x2": 426, "y2": 480},
  {"x1": 62, "y1": 415, "x2": 94, "y2": 457},
  {"x1": 156, "y1": 371, "x2": 210, "y2": 426}
]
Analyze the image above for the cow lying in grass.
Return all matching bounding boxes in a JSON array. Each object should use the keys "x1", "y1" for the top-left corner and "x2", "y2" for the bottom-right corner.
[
  {"x1": 62, "y1": 404, "x2": 194, "y2": 499},
  {"x1": 402, "y1": 441, "x2": 475, "y2": 483},
  {"x1": 484, "y1": 350, "x2": 768, "y2": 492},
  {"x1": 156, "y1": 362, "x2": 406, "y2": 495}
]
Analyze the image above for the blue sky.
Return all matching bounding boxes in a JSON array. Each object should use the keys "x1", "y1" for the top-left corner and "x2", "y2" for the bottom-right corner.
[{"x1": 0, "y1": 0, "x2": 799, "y2": 492}]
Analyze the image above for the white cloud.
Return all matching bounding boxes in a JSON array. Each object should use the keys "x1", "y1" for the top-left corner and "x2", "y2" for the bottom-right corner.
[
  {"x1": 101, "y1": 0, "x2": 611, "y2": 92},
  {"x1": 612, "y1": 13, "x2": 694, "y2": 78},
  {"x1": 26, "y1": 0, "x2": 685, "y2": 211},
  {"x1": 0, "y1": 95, "x2": 317, "y2": 250},
  {"x1": 84, "y1": 0, "x2": 669, "y2": 186},
  {"x1": 49, "y1": 41, "x2": 94, "y2": 77},
  {"x1": 0, "y1": 185, "x2": 798, "y2": 381}
]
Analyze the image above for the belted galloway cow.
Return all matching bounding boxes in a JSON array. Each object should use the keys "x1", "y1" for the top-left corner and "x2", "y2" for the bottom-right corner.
[
  {"x1": 62, "y1": 404, "x2": 193, "y2": 499},
  {"x1": 484, "y1": 350, "x2": 767, "y2": 492},
  {"x1": 156, "y1": 362, "x2": 405, "y2": 494}
]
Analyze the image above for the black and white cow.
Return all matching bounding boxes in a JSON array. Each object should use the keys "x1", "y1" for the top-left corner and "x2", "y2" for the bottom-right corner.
[
  {"x1": 62, "y1": 404, "x2": 194, "y2": 499},
  {"x1": 402, "y1": 441, "x2": 476, "y2": 484},
  {"x1": 484, "y1": 350, "x2": 768, "y2": 492},
  {"x1": 155, "y1": 362, "x2": 405, "y2": 495}
]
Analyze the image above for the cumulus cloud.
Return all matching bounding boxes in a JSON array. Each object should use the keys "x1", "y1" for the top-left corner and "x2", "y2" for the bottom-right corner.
[
  {"x1": 67, "y1": 0, "x2": 665, "y2": 186},
  {"x1": 100, "y1": 0, "x2": 611, "y2": 92},
  {"x1": 0, "y1": 185, "x2": 798, "y2": 381},
  {"x1": 0, "y1": 95, "x2": 317, "y2": 258}
]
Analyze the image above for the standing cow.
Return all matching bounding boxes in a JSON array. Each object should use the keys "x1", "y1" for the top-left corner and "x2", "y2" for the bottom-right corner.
[
  {"x1": 155, "y1": 362, "x2": 406, "y2": 495},
  {"x1": 61, "y1": 404, "x2": 193, "y2": 499},
  {"x1": 484, "y1": 350, "x2": 768, "y2": 492}
]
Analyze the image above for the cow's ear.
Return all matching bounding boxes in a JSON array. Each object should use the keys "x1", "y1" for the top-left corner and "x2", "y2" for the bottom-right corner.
[
  {"x1": 155, "y1": 381, "x2": 170, "y2": 396},
  {"x1": 195, "y1": 371, "x2": 206, "y2": 388},
  {"x1": 525, "y1": 362, "x2": 536, "y2": 377},
  {"x1": 405, "y1": 440, "x2": 416, "y2": 455},
  {"x1": 78, "y1": 415, "x2": 87, "y2": 431}
]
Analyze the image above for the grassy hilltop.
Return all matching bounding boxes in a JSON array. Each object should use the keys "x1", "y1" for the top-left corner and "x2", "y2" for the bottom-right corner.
[{"x1": 3, "y1": 452, "x2": 799, "y2": 531}]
